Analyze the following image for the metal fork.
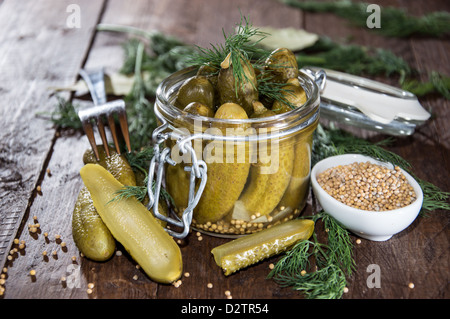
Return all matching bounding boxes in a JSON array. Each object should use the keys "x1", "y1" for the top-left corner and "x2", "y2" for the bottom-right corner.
[{"x1": 78, "y1": 68, "x2": 131, "y2": 161}]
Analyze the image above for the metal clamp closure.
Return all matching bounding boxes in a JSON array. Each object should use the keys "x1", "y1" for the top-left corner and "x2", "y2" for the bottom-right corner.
[{"x1": 147, "y1": 122, "x2": 207, "y2": 239}]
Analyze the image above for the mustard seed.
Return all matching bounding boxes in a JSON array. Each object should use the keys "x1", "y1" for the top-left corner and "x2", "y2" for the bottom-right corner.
[{"x1": 317, "y1": 161, "x2": 416, "y2": 211}]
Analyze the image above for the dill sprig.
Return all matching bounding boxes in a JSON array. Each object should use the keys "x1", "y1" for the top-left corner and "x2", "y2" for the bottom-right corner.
[
  {"x1": 401, "y1": 71, "x2": 450, "y2": 100},
  {"x1": 187, "y1": 15, "x2": 270, "y2": 96},
  {"x1": 297, "y1": 37, "x2": 411, "y2": 79},
  {"x1": 39, "y1": 95, "x2": 82, "y2": 130},
  {"x1": 281, "y1": 0, "x2": 450, "y2": 38},
  {"x1": 268, "y1": 214, "x2": 352, "y2": 299},
  {"x1": 124, "y1": 41, "x2": 157, "y2": 149}
]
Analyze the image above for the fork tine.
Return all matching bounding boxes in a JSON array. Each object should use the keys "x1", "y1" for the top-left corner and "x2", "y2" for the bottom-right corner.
[
  {"x1": 96, "y1": 116, "x2": 110, "y2": 157},
  {"x1": 107, "y1": 113, "x2": 121, "y2": 155},
  {"x1": 118, "y1": 109, "x2": 132, "y2": 153},
  {"x1": 81, "y1": 120, "x2": 100, "y2": 161}
]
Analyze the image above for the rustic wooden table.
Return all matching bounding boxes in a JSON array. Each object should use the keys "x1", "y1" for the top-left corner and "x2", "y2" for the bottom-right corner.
[{"x1": 0, "y1": 0, "x2": 448, "y2": 301}]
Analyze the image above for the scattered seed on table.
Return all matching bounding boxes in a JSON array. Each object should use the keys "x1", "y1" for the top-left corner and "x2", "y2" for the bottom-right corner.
[
  {"x1": 207, "y1": 283, "x2": 213, "y2": 289},
  {"x1": 408, "y1": 282, "x2": 415, "y2": 289}
]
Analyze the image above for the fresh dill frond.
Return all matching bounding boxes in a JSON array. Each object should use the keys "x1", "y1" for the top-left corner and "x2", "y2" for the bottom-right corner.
[
  {"x1": 322, "y1": 213, "x2": 355, "y2": 276},
  {"x1": 257, "y1": 73, "x2": 297, "y2": 110},
  {"x1": 401, "y1": 71, "x2": 450, "y2": 100},
  {"x1": 187, "y1": 15, "x2": 270, "y2": 98},
  {"x1": 297, "y1": 37, "x2": 411, "y2": 79},
  {"x1": 110, "y1": 173, "x2": 175, "y2": 207},
  {"x1": 418, "y1": 180, "x2": 450, "y2": 216},
  {"x1": 268, "y1": 217, "x2": 350, "y2": 299},
  {"x1": 281, "y1": 0, "x2": 450, "y2": 38},
  {"x1": 42, "y1": 95, "x2": 82, "y2": 130},
  {"x1": 111, "y1": 184, "x2": 148, "y2": 203},
  {"x1": 125, "y1": 146, "x2": 154, "y2": 175}
]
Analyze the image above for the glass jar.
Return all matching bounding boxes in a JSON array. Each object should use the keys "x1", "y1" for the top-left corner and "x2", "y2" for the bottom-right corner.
[{"x1": 153, "y1": 67, "x2": 320, "y2": 238}]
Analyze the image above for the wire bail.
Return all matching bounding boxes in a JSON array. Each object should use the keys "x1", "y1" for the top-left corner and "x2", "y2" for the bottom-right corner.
[{"x1": 146, "y1": 122, "x2": 207, "y2": 239}]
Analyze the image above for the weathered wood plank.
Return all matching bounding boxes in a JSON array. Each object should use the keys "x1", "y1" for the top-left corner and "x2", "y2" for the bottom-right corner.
[
  {"x1": 0, "y1": 0, "x2": 105, "y2": 274},
  {"x1": 304, "y1": 0, "x2": 450, "y2": 299},
  {"x1": 1, "y1": 0, "x2": 448, "y2": 300}
]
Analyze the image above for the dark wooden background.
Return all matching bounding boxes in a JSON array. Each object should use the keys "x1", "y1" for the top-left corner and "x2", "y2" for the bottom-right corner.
[{"x1": 0, "y1": 0, "x2": 448, "y2": 300}]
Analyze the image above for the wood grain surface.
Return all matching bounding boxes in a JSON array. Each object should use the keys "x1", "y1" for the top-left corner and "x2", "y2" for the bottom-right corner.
[{"x1": 0, "y1": 0, "x2": 448, "y2": 301}]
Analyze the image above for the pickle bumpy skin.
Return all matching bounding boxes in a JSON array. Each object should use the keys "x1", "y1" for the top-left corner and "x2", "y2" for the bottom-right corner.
[
  {"x1": 211, "y1": 218, "x2": 314, "y2": 276},
  {"x1": 193, "y1": 103, "x2": 251, "y2": 225},
  {"x1": 80, "y1": 164, "x2": 183, "y2": 284},
  {"x1": 279, "y1": 138, "x2": 312, "y2": 210},
  {"x1": 72, "y1": 146, "x2": 136, "y2": 261},
  {"x1": 234, "y1": 103, "x2": 294, "y2": 220}
]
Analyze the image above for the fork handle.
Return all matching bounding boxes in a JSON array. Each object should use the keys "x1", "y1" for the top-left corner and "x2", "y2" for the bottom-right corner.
[{"x1": 79, "y1": 69, "x2": 107, "y2": 106}]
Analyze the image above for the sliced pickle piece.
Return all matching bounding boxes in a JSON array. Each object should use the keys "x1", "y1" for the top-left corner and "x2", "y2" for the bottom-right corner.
[
  {"x1": 80, "y1": 164, "x2": 183, "y2": 284},
  {"x1": 211, "y1": 218, "x2": 314, "y2": 276}
]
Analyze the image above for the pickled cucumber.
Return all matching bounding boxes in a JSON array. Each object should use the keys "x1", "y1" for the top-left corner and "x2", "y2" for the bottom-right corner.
[
  {"x1": 165, "y1": 163, "x2": 191, "y2": 211},
  {"x1": 72, "y1": 187, "x2": 116, "y2": 261},
  {"x1": 174, "y1": 75, "x2": 216, "y2": 110},
  {"x1": 265, "y1": 48, "x2": 299, "y2": 84},
  {"x1": 72, "y1": 146, "x2": 136, "y2": 261},
  {"x1": 272, "y1": 81, "x2": 307, "y2": 114},
  {"x1": 233, "y1": 103, "x2": 294, "y2": 220},
  {"x1": 183, "y1": 101, "x2": 215, "y2": 118},
  {"x1": 211, "y1": 218, "x2": 314, "y2": 276},
  {"x1": 217, "y1": 56, "x2": 258, "y2": 116},
  {"x1": 194, "y1": 103, "x2": 251, "y2": 224},
  {"x1": 80, "y1": 164, "x2": 183, "y2": 284},
  {"x1": 278, "y1": 137, "x2": 312, "y2": 210}
]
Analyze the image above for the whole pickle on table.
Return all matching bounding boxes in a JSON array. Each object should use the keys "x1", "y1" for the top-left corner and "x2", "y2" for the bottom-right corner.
[
  {"x1": 174, "y1": 75, "x2": 216, "y2": 110},
  {"x1": 217, "y1": 55, "x2": 258, "y2": 116},
  {"x1": 265, "y1": 47, "x2": 299, "y2": 84},
  {"x1": 73, "y1": 145, "x2": 136, "y2": 261},
  {"x1": 193, "y1": 103, "x2": 251, "y2": 225},
  {"x1": 272, "y1": 79, "x2": 307, "y2": 114},
  {"x1": 233, "y1": 102, "x2": 294, "y2": 221},
  {"x1": 80, "y1": 164, "x2": 182, "y2": 284}
]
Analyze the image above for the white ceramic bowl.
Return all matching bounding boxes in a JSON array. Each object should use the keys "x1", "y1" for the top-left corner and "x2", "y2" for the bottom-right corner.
[{"x1": 311, "y1": 154, "x2": 423, "y2": 241}]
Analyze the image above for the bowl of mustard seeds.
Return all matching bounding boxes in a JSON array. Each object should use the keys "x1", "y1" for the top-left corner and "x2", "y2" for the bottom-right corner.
[{"x1": 311, "y1": 154, "x2": 423, "y2": 241}]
